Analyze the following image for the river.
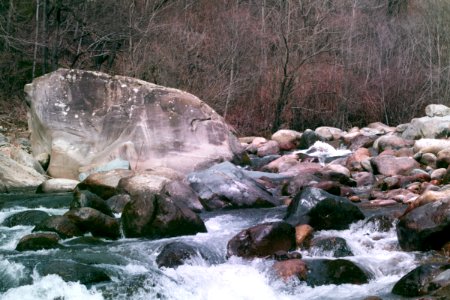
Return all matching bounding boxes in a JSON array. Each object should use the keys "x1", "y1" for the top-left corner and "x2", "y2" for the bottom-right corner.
[{"x1": 0, "y1": 192, "x2": 420, "y2": 300}]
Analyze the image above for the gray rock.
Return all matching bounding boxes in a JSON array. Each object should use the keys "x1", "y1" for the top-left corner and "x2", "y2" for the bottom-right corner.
[
  {"x1": 39, "y1": 178, "x2": 80, "y2": 193},
  {"x1": 187, "y1": 162, "x2": 279, "y2": 210},
  {"x1": 25, "y1": 69, "x2": 242, "y2": 179},
  {"x1": 121, "y1": 193, "x2": 206, "y2": 239},
  {"x1": 425, "y1": 104, "x2": 450, "y2": 117},
  {"x1": 0, "y1": 153, "x2": 46, "y2": 192},
  {"x1": 36, "y1": 260, "x2": 110, "y2": 285},
  {"x1": 2, "y1": 210, "x2": 50, "y2": 227}
]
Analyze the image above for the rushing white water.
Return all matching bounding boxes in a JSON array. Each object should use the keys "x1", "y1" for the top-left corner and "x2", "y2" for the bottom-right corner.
[
  {"x1": 1, "y1": 273, "x2": 103, "y2": 300},
  {"x1": 0, "y1": 202, "x2": 418, "y2": 300}
]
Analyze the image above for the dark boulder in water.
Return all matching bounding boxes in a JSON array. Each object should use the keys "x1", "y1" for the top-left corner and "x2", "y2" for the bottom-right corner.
[
  {"x1": 64, "y1": 207, "x2": 120, "y2": 239},
  {"x1": 121, "y1": 192, "x2": 206, "y2": 239},
  {"x1": 396, "y1": 199, "x2": 450, "y2": 251},
  {"x1": 303, "y1": 258, "x2": 369, "y2": 286},
  {"x1": 309, "y1": 236, "x2": 353, "y2": 257},
  {"x1": 33, "y1": 215, "x2": 83, "y2": 238},
  {"x1": 284, "y1": 187, "x2": 364, "y2": 230},
  {"x1": 71, "y1": 188, "x2": 114, "y2": 217},
  {"x1": 36, "y1": 260, "x2": 110, "y2": 285},
  {"x1": 156, "y1": 241, "x2": 207, "y2": 268},
  {"x1": 2, "y1": 210, "x2": 50, "y2": 227},
  {"x1": 227, "y1": 221, "x2": 296, "y2": 259},
  {"x1": 16, "y1": 232, "x2": 62, "y2": 251},
  {"x1": 392, "y1": 263, "x2": 450, "y2": 297},
  {"x1": 187, "y1": 162, "x2": 279, "y2": 210}
]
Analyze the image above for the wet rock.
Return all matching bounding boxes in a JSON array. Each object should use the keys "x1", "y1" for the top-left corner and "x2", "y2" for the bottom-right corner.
[
  {"x1": 371, "y1": 155, "x2": 419, "y2": 176},
  {"x1": 36, "y1": 260, "x2": 110, "y2": 285},
  {"x1": 77, "y1": 169, "x2": 133, "y2": 199},
  {"x1": 121, "y1": 193, "x2": 206, "y2": 239},
  {"x1": 250, "y1": 154, "x2": 281, "y2": 171},
  {"x1": 303, "y1": 259, "x2": 369, "y2": 286},
  {"x1": 298, "y1": 129, "x2": 323, "y2": 150},
  {"x1": 163, "y1": 180, "x2": 204, "y2": 212},
  {"x1": 295, "y1": 224, "x2": 314, "y2": 247},
  {"x1": 392, "y1": 263, "x2": 450, "y2": 297},
  {"x1": 271, "y1": 129, "x2": 302, "y2": 150},
  {"x1": 2, "y1": 210, "x2": 50, "y2": 227},
  {"x1": 33, "y1": 215, "x2": 83, "y2": 238},
  {"x1": 309, "y1": 237, "x2": 353, "y2": 257},
  {"x1": 71, "y1": 189, "x2": 114, "y2": 217},
  {"x1": 187, "y1": 162, "x2": 279, "y2": 210},
  {"x1": 397, "y1": 198, "x2": 450, "y2": 251},
  {"x1": 38, "y1": 178, "x2": 80, "y2": 193},
  {"x1": 106, "y1": 194, "x2": 131, "y2": 214},
  {"x1": 156, "y1": 241, "x2": 206, "y2": 268},
  {"x1": 284, "y1": 187, "x2": 364, "y2": 230},
  {"x1": 364, "y1": 215, "x2": 395, "y2": 232},
  {"x1": 65, "y1": 207, "x2": 120, "y2": 239},
  {"x1": 226, "y1": 222, "x2": 296, "y2": 258},
  {"x1": 16, "y1": 232, "x2": 62, "y2": 251},
  {"x1": 273, "y1": 259, "x2": 307, "y2": 280},
  {"x1": 26, "y1": 69, "x2": 242, "y2": 179}
]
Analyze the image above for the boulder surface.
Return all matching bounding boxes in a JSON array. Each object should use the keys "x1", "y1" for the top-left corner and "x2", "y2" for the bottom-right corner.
[{"x1": 25, "y1": 69, "x2": 242, "y2": 179}]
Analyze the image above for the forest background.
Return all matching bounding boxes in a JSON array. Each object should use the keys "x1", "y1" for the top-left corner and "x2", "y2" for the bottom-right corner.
[{"x1": 1, "y1": 0, "x2": 449, "y2": 136}]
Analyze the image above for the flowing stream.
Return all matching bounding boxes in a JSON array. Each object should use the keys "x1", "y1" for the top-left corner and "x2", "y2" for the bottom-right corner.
[{"x1": 0, "y1": 193, "x2": 421, "y2": 300}]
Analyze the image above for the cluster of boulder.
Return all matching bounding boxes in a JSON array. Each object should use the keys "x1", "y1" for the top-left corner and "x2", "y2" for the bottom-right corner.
[{"x1": 1, "y1": 69, "x2": 450, "y2": 296}]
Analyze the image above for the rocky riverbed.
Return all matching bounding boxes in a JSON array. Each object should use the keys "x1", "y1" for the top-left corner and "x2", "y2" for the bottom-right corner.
[{"x1": 1, "y1": 70, "x2": 450, "y2": 299}]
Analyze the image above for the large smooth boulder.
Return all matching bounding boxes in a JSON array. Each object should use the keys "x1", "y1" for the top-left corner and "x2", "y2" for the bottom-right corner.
[
  {"x1": 397, "y1": 199, "x2": 450, "y2": 251},
  {"x1": 226, "y1": 222, "x2": 296, "y2": 258},
  {"x1": 284, "y1": 187, "x2": 364, "y2": 230},
  {"x1": 0, "y1": 153, "x2": 46, "y2": 192},
  {"x1": 392, "y1": 263, "x2": 450, "y2": 297},
  {"x1": 64, "y1": 207, "x2": 120, "y2": 239},
  {"x1": 25, "y1": 69, "x2": 242, "y2": 179},
  {"x1": 121, "y1": 193, "x2": 206, "y2": 239},
  {"x1": 187, "y1": 162, "x2": 279, "y2": 210},
  {"x1": 303, "y1": 259, "x2": 369, "y2": 286}
]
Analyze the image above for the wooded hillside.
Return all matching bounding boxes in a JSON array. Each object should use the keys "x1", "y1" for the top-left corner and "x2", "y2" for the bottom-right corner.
[{"x1": 1, "y1": 0, "x2": 449, "y2": 135}]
